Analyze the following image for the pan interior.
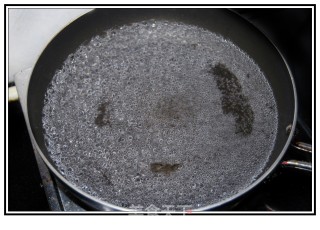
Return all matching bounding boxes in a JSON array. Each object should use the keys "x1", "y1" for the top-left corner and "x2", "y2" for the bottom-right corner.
[{"x1": 42, "y1": 20, "x2": 278, "y2": 211}]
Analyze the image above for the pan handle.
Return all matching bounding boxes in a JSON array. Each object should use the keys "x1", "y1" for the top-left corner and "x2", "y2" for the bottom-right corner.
[
  {"x1": 291, "y1": 142, "x2": 312, "y2": 153},
  {"x1": 281, "y1": 125, "x2": 312, "y2": 172},
  {"x1": 281, "y1": 159, "x2": 312, "y2": 172},
  {"x1": 9, "y1": 85, "x2": 19, "y2": 102}
]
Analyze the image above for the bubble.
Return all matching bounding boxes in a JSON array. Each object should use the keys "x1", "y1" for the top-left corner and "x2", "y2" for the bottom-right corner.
[{"x1": 42, "y1": 20, "x2": 278, "y2": 211}]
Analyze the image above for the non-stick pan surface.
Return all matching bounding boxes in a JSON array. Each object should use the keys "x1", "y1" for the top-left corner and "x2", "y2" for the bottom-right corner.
[{"x1": 27, "y1": 9, "x2": 296, "y2": 211}]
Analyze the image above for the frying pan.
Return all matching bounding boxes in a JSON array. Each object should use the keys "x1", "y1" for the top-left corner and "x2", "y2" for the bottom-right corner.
[{"x1": 26, "y1": 8, "x2": 298, "y2": 211}]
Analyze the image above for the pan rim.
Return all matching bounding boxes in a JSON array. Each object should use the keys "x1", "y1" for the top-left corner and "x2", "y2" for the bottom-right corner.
[{"x1": 25, "y1": 9, "x2": 298, "y2": 212}]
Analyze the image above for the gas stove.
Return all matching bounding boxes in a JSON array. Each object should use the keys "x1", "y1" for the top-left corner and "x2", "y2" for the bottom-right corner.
[{"x1": 7, "y1": 7, "x2": 313, "y2": 212}]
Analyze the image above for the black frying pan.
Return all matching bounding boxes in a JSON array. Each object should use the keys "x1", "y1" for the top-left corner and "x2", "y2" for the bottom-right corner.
[{"x1": 26, "y1": 9, "x2": 297, "y2": 211}]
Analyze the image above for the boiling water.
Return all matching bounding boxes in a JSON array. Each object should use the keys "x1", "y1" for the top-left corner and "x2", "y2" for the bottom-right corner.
[{"x1": 42, "y1": 21, "x2": 278, "y2": 211}]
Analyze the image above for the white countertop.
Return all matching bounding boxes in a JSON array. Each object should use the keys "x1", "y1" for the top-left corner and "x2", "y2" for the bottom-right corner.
[{"x1": 8, "y1": 8, "x2": 93, "y2": 82}]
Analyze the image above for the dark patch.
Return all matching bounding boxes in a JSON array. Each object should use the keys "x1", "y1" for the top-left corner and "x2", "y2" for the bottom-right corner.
[
  {"x1": 102, "y1": 172, "x2": 113, "y2": 186},
  {"x1": 95, "y1": 101, "x2": 111, "y2": 127},
  {"x1": 246, "y1": 73, "x2": 250, "y2": 78},
  {"x1": 191, "y1": 43, "x2": 198, "y2": 49},
  {"x1": 118, "y1": 137, "x2": 125, "y2": 142},
  {"x1": 154, "y1": 95, "x2": 194, "y2": 127},
  {"x1": 265, "y1": 102, "x2": 274, "y2": 111},
  {"x1": 209, "y1": 63, "x2": 254, "y2": 135},
  {"x1": 120, "y1": 202, "x2": 130, "y2": 208},
  {"x1": 150, "y1": 163, "x2": 180, "y2": 175},
  {"x1": 133, "y1": 173, "x2": 143, "y2": 182}
]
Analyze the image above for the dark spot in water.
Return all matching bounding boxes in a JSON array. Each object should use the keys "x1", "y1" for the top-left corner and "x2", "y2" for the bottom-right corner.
[
  {"x1": 246, "y1": 73, "x2": 250, "y2": 78},
  {"x1": 102, "y1": 172, "x2": 113, "y2": 185},
  {"x1": 154, "y1": 95, "x2": 194, "y2": 127},
  {"x1": 120, "y1": 202, "x2": 130, "y2": 208},
  {"x1": 133, "y1": 173, "x2": 142, "y2": 182},
  {"x1": 150, "y1": 163, "x2": 180, "y2": 175},
  {"x1": 191, "y1": 43, "x2": 198, "y2": 49},
  {"x1": 209, "y1": 63, "x2": 254, "y2": 135},
  {"x1": 95, "y1": 101, "x2": 111, "y2": 127}
]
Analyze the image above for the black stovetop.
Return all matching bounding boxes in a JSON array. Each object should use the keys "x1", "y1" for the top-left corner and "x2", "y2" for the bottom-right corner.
[{"x1": 8, "y1": 8, "x2": 313, "y2": 212}]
